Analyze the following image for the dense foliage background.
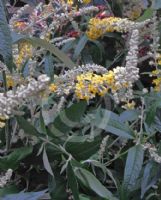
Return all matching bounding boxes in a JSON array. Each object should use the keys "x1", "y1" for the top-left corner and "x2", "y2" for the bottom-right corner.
[{"x1": 0, "y1": 0, "x2": 161, "y2": 199}]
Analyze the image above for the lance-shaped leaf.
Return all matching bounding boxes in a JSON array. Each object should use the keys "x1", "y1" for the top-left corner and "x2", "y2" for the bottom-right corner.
[
  {"x1": 0, "y1": 146, "x2": 33, "y2": 170},
  {"x1": 67, "y1": 162, "x2": 80, "y2": 200},
  {"x1": 153, "y1": 0, "x2": 161, "y2": 9},
  {"x1": 11, "y1": 32, "x2": 75, "y2": 69},
  {"x1": 123, "y1": 145, "x2": 144, "y2": 191},
  {"x1": 50, "y1": 101, "x2": 87, "y2": 137},
  {"x1": 16, "y1": 116, "x2": 39, "y2": 137},
  {"x1": 0, "y1": 1, "x2": 13, "y2": 70},
  {"x1": 75, "y1": 167, "x2": 118, "y2": 200},
  {"x1": 91, "y1": 108, "x2": 134, "y2": 139},
  {"x1": 3, "y1": 189, "x2": 47, "y2": 200},
  {"x1": 141, "y1": 161, "x2": 161, "y2": 199},
  {"x1": 65, "y1": 135, "x2": 101, "y2": 161},
  {"x1": 43, "y1": 147, "x2": 54, "y2": 177}
]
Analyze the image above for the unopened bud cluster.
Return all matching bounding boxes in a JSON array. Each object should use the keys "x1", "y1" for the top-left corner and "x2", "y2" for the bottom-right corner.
[
  {"x1": 0, "y1": 74, "x2": 49, "y2": 119},
  {"x1": 9, "y1": 1, "x2": 98, "y2": 37},
  {"x1": 143, "y1": 143, "x2": 161, "y2": 163},
  {"x1": 112, "y1": 29, "x2": 139, "y2": 103},
  {"x1": 98, "y1": 135, "x2": 109, "y2": 161},
  {"x1": 0, "y1": 169, "x2": 13, "y2": 188},
  {"x1": 122, "y1": 0, "x2": 145, "y2": 20}
]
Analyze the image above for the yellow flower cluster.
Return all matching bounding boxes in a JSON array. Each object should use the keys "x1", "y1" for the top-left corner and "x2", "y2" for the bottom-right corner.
[
  {"x1": 83, "y1": 0, "x2": 91, "y2": 4},
  {"x1": 13, "y1": 21, "x2": 27, "y2": 31},
  {"x1": 65, "y1": 0, "x2": 91, "y2": 5},
  {"x1": 128, "y1": 8, "x2": 142, "y2": 20},
  {"x1": 48, "y1": 69, "x2": 131, "y2": 101},
  {"x1": 153, "y1": 77, "x2": 161, "y2": 92},
  {"x1": 157, "y1": 54, "x2": 161, "y2": 66},
  {"x1": 75, "y1": 71, "x2": 116, "y2": 100},
  {"x1": 151, "y1": 69, "x2": 161, "y2": 91},
  {"x1": 6, "y1": 75, "x2": 14, "y2": 88},
  {"x1": 152, "y1": 70, "x2": 160, "y2": 76},
  {"x1": 122, "y1": 101, "x2": 136, "y2": 110},
  {"x1": 0, "y1": 116, "x2": 6, "y2": 128},
  {"x1": 49, "y1": 83, "x2": 57, "y2": 92},
  {"x1": 122, "y1": 3, "x2": 143, "y2": 20},
  {"x1": 67, "y1": 0, "x2": 73, "y2": 5},
  {"x1": 150, "y1": 54, "x2": 161, "y2": 91},
  {"x1": 48, "y1": 65, "x2": 134, "y2": 103},
  {"x1": 15, "y1": 41, "x2": 32, "y2": 69},
  {"x1": 86, "y1": 17, "x2": 124, "y2": 40},
  {"x1": 152, "y1": 70, "x2": 161, "y2": 92}
]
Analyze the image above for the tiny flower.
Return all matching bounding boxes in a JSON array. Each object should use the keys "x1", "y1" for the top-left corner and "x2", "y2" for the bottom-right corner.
[
  {"x1": 83, "y1": 0, "x2": 91, "y2": 4},
  {"x1": 122, "y1": 101, "x2": 136, "y2": 110},
  {"x1": 6, "y1": 75, "x2": 14, "y2": 88},
  {"x1": 49, "y1": 83, "x2": 57, "y2": 92}
]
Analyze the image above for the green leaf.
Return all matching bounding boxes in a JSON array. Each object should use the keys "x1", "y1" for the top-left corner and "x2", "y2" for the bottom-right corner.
[
  {"x1": 153, "y1": 0, "x2": 161, "y2": 9},
  {"x1": 91, "y1": 108, "x2": 134, "y2": 139},
  {"x1": 50, "y1": 101, "x2": 87, "y2": 136},
  {"x1": 43, "y1": 147, "x2": 54, "y2": 177},
  {"x1": 73, "y1": 35, "x2": 88, "y2": 60},
  {"x1": 141, "y1": 161, "x2": 160, "y2": 199},
  {"x1": 120, "y1": 110, "x2": 140, "y2": 123},
  {"x1": 137, "y1": 8, "x2": 153, "y2": 22},
  {"x1": 79, "y1": 195, "x2": 103, "y2": 200},
  {"x1": 44, "y1": 54, "x2": 54, "y2": 80},
  {"x1": 11, "y1": 31, "x2": 25, "y2": 43},
  {"x1": 123, "y1": 145, "x2": 144, "y2": 191},
  {"x1": 79, "y1": 194, "x2": 90, "y2": 200},
  {"x1": 13, "y1": 34, "x2": 75, "y2": 69},
  {"x1": 0, "y1": 185, "x2": 18, "y2": 197},
  {"x1": 65, "y1": 101, "x2": 87, "y2": 122},
  {"x1": 29, "y1": 37, "x2": 76, "y2": 68},
  {"x1": 145, "y1": 100, "x2": 161, "y2": 125},
  {"x1": 90, "y1": 40, "x2": 105, "y2": 60},
  {"x1": 104, "y1": 32, "x2": 122, "y2": 41},
  {"x1": 0, "y1": 1, "x2": 13, "y2": 70},
  {"x1": 0, "y1": 146, "x2": 33, "y2": 170},
  {"x1": 67, "y1": 162, "x2": 80, "y2": 200},
  {"x1": 3, "y1": 189, "x2": 47, "y2": 200},
  {"x1": 75, "y1": 168, "x2": 118, "y2": 200},
  {"x1": 39, "y1": 111, "x2": 47, "y2": 134},
  {"x1": 16, "y1": 116, "x2": 39, "y2": 136},
  {"x1": 83, "y1": 160, "x2": 117, "y2": 188},
  {"x1": 50, "y1": 171, "x2": 67, "y2": 200},
  {"x1": 65, "y1": 135, "x2": 101, "y2": 161},
  {"x1": 20, "y1": 0, "x2": 38, "y2": 6}
]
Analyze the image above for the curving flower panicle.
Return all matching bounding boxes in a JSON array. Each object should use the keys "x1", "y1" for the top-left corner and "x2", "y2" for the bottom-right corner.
[{"x1": 86, "y1": 16, "x2": 150, "y2": 40}]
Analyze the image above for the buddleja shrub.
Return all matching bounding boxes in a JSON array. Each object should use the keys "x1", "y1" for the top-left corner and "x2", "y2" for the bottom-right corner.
[{"x1": 0, "y1": 0, "x2": 161, "y2": 199}]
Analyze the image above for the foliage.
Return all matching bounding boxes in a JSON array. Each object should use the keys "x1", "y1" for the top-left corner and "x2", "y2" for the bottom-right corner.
[{"x1": 0, "y1": 0, "x2": 161, "y2": 200}]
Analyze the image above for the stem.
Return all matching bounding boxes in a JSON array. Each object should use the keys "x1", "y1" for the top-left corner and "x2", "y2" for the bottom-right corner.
[
  {"x1": 105, "y1": 149, "x2": 129, "y2": 166},
  {"x1": 2, "y1": 71, "x2": 11, "y2": 152},
  {"x1": 138, "y1": 97, "x2": 145, "y2": 144},
  {"x1": 2, "y1": 70, "x2": 7, "y2": 92},
  {"x1": 89, "y1": 125, "x2": 94, "y2": 140},
  {"x1": 107, "y1": 137, "x2": 120, "y2": 148},
  {"x1": 5, "y1": 120, "x2": 10, "y2": 152},
  {"x1": 40, "y1": 137, "x2": 72, "y2": 158}
]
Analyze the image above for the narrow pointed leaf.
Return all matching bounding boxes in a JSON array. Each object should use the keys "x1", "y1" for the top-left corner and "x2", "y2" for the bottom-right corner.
[
  {"x1": 123, "y1": 145, "x2": 144, "y2": 191},
  {"x1": 16, "y1": 116, "x2": 39, "y2": 136},
  {"x1": 43, "y1": 148, "x2": 54, "y2": 177},
  {"x1": 0, "y1": 1, "x2": 13, "y2": 70},
  {"x1": 73, "y1": 35, "x2": 88, "y2": 60},
  {"x1": 67, "y1": 162, "x2": 80, "y2": 200},
  {"x1": 3, "y1": 190, "x2": 47, "y2": 200},
  {"x1": 0, "y1": 146, "x2": 33, "y2": 170},
  {"x1": 75, "y1": 167, "x2": 118, "y2": 200}
]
